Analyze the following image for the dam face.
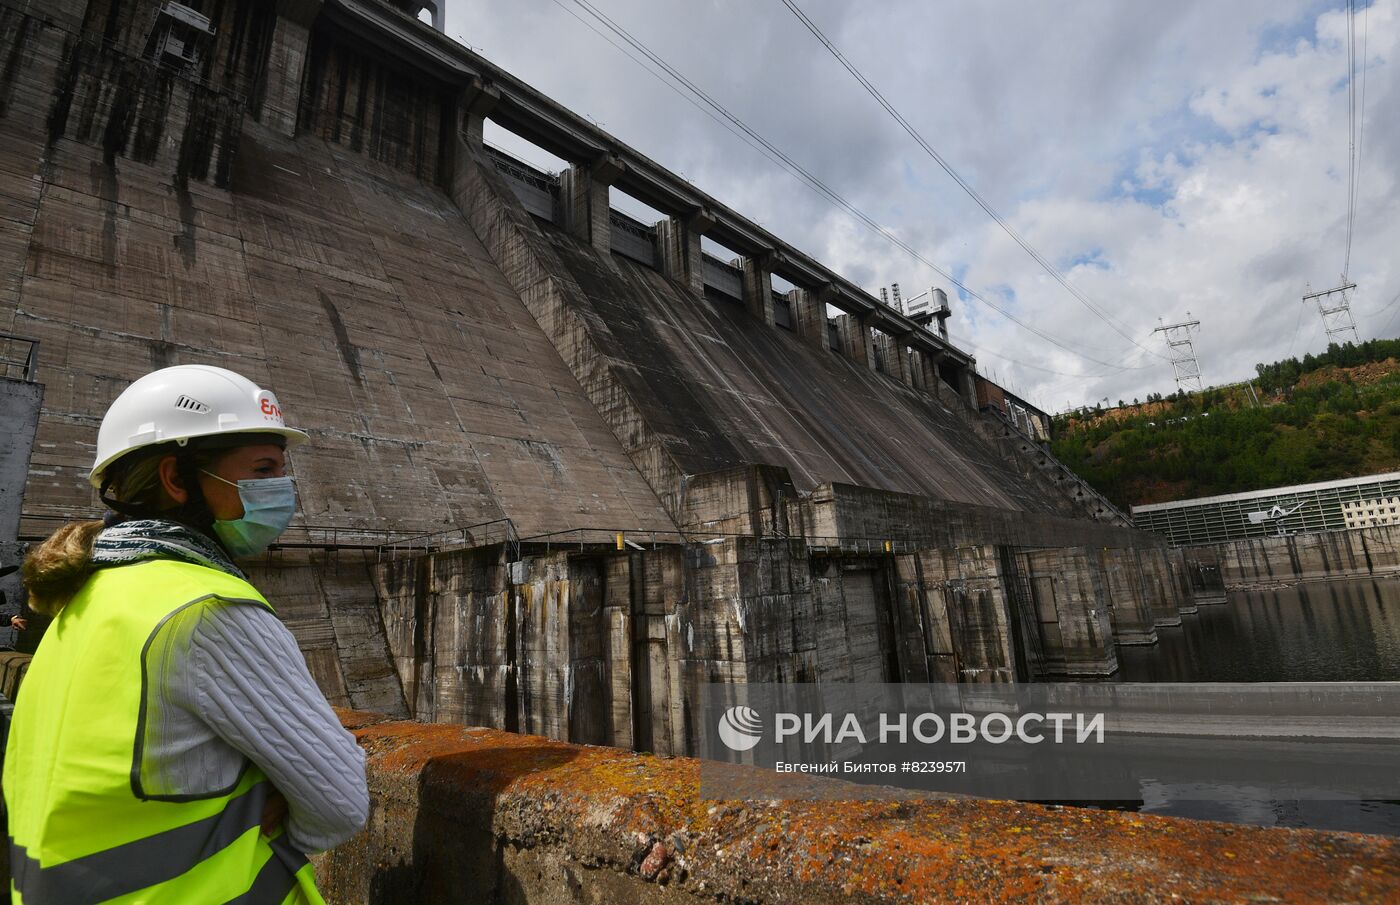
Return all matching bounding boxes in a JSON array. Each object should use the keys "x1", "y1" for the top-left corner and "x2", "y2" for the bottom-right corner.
[{"x1": 2, "y1": 0, "x2": 1194, "y2": 748}]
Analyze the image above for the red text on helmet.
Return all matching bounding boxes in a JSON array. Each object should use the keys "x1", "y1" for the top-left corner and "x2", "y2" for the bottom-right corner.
[{"x1": 260, "y1": 398, "x2": 283, "y2": 421}]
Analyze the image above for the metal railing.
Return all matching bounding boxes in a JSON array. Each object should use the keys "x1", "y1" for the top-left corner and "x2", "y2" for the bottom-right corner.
[
  {"x1": 516, "y1": 527, "x2": 941, "y2": 557},
  {"x1": 519, "y1": 527, "x2": 685, "y2": 554},
  {"x1": 376, "y1": 518, "x2": 520, "y2": 561},
  {"x1": 800, "y1": 535, "x2": 937, "y2": 555},
  {"x1": 18, "y1": 511, "x2": 946, "y2": 560},
  {"x1": 270, "y1": 525, "x2": 403, "y2": 550},
  {"x1": 608, "y1": 210, "x2": 656, "y2": 241},
  {"x1": 0, "y1": 333, "x2": 39, "y2": 382},
  {"x1": 484, "y1": 145, "x2": 560, "y2": 192},
  {"x1": 698, "y1": 250, "x2": 741, "y2": 275}
]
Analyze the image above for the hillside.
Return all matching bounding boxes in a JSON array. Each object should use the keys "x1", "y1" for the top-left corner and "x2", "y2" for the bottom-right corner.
[{"x1": 1051, "y1": 340, "x2": 1400, "y2": 509}]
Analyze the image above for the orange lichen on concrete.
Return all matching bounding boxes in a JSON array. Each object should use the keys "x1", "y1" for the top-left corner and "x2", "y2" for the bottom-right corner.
[{"x1": 326, "y1": 710, "x2": 1400, "y2": 903}]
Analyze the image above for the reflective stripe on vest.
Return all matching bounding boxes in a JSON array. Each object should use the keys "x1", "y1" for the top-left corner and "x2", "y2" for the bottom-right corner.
[{"x1": 3, "y1": 559, "x2": 324, "y2": 904}]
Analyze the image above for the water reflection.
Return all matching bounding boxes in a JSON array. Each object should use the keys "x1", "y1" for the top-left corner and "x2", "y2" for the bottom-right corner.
[
  {"x1": 1102, "y1": 575, "x2": 1400, "y2": 835},
  {"x1": 1117, "y1": 577, "x2": 1400, "y2": 683},
  {"x1": 1136, "y1": 784, "x2": 1400, "y2": 836}
]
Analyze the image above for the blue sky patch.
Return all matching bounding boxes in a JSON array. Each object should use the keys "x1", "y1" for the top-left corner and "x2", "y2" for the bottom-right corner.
[
  {"x1": 1117, "y1": 180, "x2": 1176, "y2": 208},
  {"x1": 1254, "y1": 1, "x2": 1330, "y2": 59},
  {"x1": 952, "y1": 263, "x2": 972, "y2": 303},
  {"x1": 1066, "y1": 249, "x2": 1111, "y2": 272}
]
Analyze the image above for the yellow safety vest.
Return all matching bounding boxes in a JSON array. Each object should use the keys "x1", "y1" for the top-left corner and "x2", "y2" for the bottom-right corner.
[{"x1": 3, "y1": 559, "x2": 325, "y2": 904}]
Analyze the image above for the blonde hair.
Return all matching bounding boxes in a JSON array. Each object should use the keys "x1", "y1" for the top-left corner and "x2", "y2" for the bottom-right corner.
[
  {"x1": 21, "y1": 445, "x2": 202, "y2": 616},
  {"x1": 22, "y1": 520, "x2": 105, "y2": 617}
]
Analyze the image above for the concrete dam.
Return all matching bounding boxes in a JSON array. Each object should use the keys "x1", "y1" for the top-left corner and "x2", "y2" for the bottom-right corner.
[
  {"x1": 0, "y1": 0, "x2": 1224, "y2": 750},
  {"x1": 12, "y1": 3, "x2": 1391, "y2": 901}
]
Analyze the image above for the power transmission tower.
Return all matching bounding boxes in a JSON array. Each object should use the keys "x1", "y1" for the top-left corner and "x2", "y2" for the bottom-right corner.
[
  {"x1": 1153, "y1": 316, "x2": 1204, "y2": 393},
  {"x1": 1302, "y1": 281, "x2": 1360, "y2": 345}
]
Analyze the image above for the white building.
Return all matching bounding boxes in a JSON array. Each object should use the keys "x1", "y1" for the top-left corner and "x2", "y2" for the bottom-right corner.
[
  {"x1": 1132, "y1": 472, "x2": 1400, "y2": 544},
  {"x1": 1341, "y1": 496, "x2": 1400, "y2": 529}
]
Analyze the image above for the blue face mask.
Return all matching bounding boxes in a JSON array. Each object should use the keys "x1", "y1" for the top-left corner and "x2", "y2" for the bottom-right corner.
[{"x1": 201, "y1": 471, "x2": 297, "y2": 558}]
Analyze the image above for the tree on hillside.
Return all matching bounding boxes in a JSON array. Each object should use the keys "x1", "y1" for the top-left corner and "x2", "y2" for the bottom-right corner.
[{"x1": 1052, "y1": 348, "x2": 1400, "y2": 508}]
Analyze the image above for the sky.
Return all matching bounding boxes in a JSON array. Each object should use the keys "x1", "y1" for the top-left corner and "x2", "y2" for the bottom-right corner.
[{"x1": 444, "y1": 0, "x2": 1399, "y2": 413}]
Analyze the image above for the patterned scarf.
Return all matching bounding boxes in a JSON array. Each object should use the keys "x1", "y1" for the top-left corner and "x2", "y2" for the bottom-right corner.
[{"x1": 90, "y1": 519, "x2": 245, "y2": 581}]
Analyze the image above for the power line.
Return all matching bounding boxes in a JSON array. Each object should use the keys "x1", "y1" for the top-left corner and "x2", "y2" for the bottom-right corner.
[
  {"x1": 1381, "y1": 306, "x2": 1400, "y2": 339},
  {"x1": 1368, "y1": 286, "x2": 1400, "y2": 319},
  {"x1": 945, "y1": 331, "x2": 1138, "y2": 380},
  {"x1": 1343, "y1": 0, "x2": 1368, "y2": 279},
  {"x1": 1344, "y1": 0, "x2": 1355, "y2": 277},
  {"x1": 1285, "y1": 285, "x2": 1307, "y2": 357},
  {"x1": 1293, "y1": 3, "x2": 1370, "y2": 359},
  {"x1": 1371, "y1": 287, "x2": 1400, "y2": 336},
  {"x1": 558, "y1": 0, "x2": 1153, "y2": 373},
  {"x1": 562, "y1": 0, "x2": 1127, "y2": 368},
  {"x1": 778, "y1": 0, "x2": 1166, "y2": 363}
]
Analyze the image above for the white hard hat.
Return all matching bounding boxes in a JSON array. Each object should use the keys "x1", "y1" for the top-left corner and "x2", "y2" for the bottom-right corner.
[{"x1": 89, "y1": 365, "x2": 309, "y2": 489}]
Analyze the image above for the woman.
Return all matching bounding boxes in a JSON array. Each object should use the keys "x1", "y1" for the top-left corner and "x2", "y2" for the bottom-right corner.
[{"x1": 4, "y1": 365, "x2": 368, "y2": 904}]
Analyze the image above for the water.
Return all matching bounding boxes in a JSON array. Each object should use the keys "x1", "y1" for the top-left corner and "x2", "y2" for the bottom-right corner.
[
  {"x1": 1104, "y1": 575, "x2": 1400, "y2": 836},
  {"x1": 1117, "y1": 578, "x2": 1400, "y2": 683}
]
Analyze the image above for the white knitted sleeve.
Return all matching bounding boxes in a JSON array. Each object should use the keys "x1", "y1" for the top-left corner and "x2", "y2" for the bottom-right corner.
[{"x1": 186, "y1": 601, "x2": 370, "y2": 854}]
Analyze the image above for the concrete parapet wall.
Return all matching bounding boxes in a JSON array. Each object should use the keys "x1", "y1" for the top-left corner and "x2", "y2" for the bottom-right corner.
[
  {"x1": 1201, "y1": 525, "x2": 1400, "y2": 589},
  {"x1": 317, "y1": 709, "x2": 1400, "y2": 905}
]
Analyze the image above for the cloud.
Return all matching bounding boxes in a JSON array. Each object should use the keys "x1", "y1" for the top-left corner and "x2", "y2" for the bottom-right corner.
[{"x1": 450, "y1": 0, "x2": 1399, "y2": 412}]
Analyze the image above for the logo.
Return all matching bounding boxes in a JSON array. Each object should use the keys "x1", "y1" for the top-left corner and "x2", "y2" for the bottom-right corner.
[
  {"x1": 260, "y1": 396, "x2": 283, "y2": 421},
  {"x1": 717, "y1": 705, "x2": 763, "y2": 751}
]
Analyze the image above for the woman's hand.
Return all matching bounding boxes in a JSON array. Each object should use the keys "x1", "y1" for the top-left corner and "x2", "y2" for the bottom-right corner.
[
  {"x1": 261, "y1": 789, "x2": 289, "y2": 836},
  {"x1": 10, "y1": 616, "x2": 26, "y2": 631}
]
